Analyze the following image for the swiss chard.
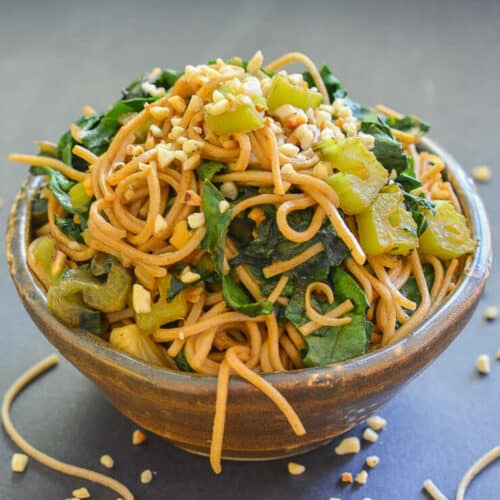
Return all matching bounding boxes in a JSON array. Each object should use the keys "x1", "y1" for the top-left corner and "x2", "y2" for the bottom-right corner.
[
  {"x1": 385, "y1": 115, "x2": 430, "y2": 135},
  {"x1": 303, "y1": 65, "x2": 346, "y2": 101},
  {"x1": 297, "y1": 267, "x2": 372, "y2": 367},
  {"x1": 400, "y1": 262, "x2": 435, "y2": 311},
  {"x1": 55, "y1": 216, "x2": 85, "y2": 243}
]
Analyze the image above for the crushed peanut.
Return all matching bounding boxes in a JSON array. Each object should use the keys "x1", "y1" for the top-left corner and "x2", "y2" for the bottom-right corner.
[
  {"x1": 187, "y1": 212, "x2": 205, "y2": 229},
  {"x1": 140, "y1": 469, "x2": 153, "y2": 484},
  {"x1": 72, "y1": 487, "x2": 91, "y2": 499},
  {"x1": 287, "y1": 462, "x2": 306, "y2": 475},
  {"x1": 99, "y1": 454, "x2": 114, "y2": 469},
  {"x1": 366, "y1": 455, "x2": 380, "y2": 468},
  {"x1": 154, "y1": 214, "x2": 167, "y2": 235},
  {"x1": 132, "y1": 284, "x2": 151, "y2": 314},
  {"x1": 367, "y1": 415, "x2": 387, "y2": 431},
  {"x1": 281, "y1": 163, "x2": 296, "y2": 176},
  {"x1": 180, "y1": 266, "x2": 201, "y2": 284},
  {"x1": 149, "y1": 124, "x2": 163, "y2": 138},
  {"x1": 483, "y1": 305, "x2": 499, "y2": 321},
  {"x1": 472, "y1": 165, "x2": 492, "y2": 183},
  {"x1": 279, "y1": 143, "x2": 300, "y2": 157},
  {"x1": 132, "y1": 429, "x2": 148, "y2": 445},
  {"x1": 149, "y1": 106, "x2": 170, "y2": 121},
  {"x1": 340, "y1": 472, "x2": 353, "y2": 483},
  {"x1": 334, "y1": 436, "x2": 360, "y2": 455},
  {"x1": 476, "y1": 354, "x2": 490, "y2": 375},
  {"x1": 355, "y1": 470, "x2": 368, "y2": 485},
  {"x1": 220, "y1": 181, "x2": 239, "y2": 200},
  {"x1": 496, "y1": 348, "x2": 500, "y2": 360},
  {"x1": 362, "y1": 427, "x2": 379, "y2": 443},
  {"x1": 11, "y1": 453, "x2": 29, "y2": 472},
  {"x1": 247, "y1": 50, "x2": 264, "y2": 75},
  {"x1": 219, "y1": 200, "x2": 230, "y2": 214}
]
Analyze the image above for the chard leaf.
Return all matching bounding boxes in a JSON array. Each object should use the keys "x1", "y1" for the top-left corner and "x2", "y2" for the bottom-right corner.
[
  {"x1": 175, "y1": 347, "x2": 192, "y2": 372},
  {"x1": 297, "y1": 267, "x2": 371, "y2": 367},
  {"x1": 385, "y1": 115, "x2": 430, "y2": 135},
  {"x1": 31, "y1": 166, "x2": 77, "y2": 214},
  {"x1": 55, "y1": 216, "x2": 84, "y2": 243},
  {"x1": 222, "y1": 275, "x2": 273, "y2": 316},
  {"x1": 400, "y1": 262, "x2": 435, "y2": 310},
  {"x1": 303, "y1": 65, "x2": 346, "y2": 100},
  {"x1": 198, "y1": 160, "x2": 225, "y2": 181}
]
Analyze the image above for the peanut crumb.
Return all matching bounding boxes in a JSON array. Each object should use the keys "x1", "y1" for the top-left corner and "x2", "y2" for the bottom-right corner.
[
  {"x1": 472, "y1": 165, "x2": 492, "y2": 183},
  {"x1": 355, "y1": 470, "x2": 368, "y2": 485},
  {"x1": 11, "y1": 453, "x2": 29, "y2": 473},
  {"x1": 99, "y1": 454, "x2": 114, "y2": 469},
  {"x1": 72, "y1": 487, "x2": 90, "y2": 499},
  {"x1": 334, "y1": 436, "x2": 360, "y2": 455},
  {"x1": 340, "y1": 472, "x2": 353, "y2": 483},
  {"x1": 140, "y1": 469, "x2": 153, "y2": 484},
  {"x1": 476, "y1": 354, "x2": 490, "y2": 375},
  {"x1": 483, "y1": 305, "x2": 499, "y2": 321},
  {"x1": 367, "y1": 415, "x2": 387, "y2": 431},
  {"x1": 288, "y1": 462, "x2": 306, "y2": 475},
  {"x1": 132, "y1": 429, "x2": 148, "y2": 445}
]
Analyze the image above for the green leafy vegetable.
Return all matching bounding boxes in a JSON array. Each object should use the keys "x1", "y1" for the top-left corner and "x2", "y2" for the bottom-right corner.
[
  {"x1": 303, "y1": 65, "x2": 346, "y2": 101},
  {"x1": 198, "y1": 160, "x2": 225, "y2": 182},
  {"x1": 400, "y1": 262, "x2": 435, "y2": 310},
  {"x1": 222, "y1": 275, "x2": 273, "y2": 316},
  {"x1": 403, "y1": 192, "x2": 436, "y2": 236},
  {"x1": 385, "y1": 115, "x2": 430, "y2": 135},
  {"x1": 55, "y1": 216, "x2": 84, "y2": 243},
  {"x1": 299, "y1": 268, "x2": 372, "y2": 367},
  {"x1": 175, "y1": 348, "x2": 193, "y2": 372}
]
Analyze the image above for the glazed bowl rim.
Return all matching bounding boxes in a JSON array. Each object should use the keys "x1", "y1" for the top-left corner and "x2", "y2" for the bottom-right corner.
[{"x1": 6, "y1": 137, "x2": 492, "y2": 391}]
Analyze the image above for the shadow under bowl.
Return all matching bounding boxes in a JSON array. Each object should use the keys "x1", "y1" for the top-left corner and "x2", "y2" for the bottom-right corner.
[{"x1": 6, "y1": 138, "x2": 491, "y2": 460}]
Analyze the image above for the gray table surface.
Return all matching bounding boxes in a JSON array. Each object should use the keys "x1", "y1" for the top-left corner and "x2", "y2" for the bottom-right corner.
[{"x1": 1, "y1": 1, "x2": 500, "y2": 499}]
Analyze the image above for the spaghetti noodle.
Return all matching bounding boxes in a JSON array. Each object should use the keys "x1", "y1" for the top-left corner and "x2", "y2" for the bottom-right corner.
[{"x1": 9, "y1": 51, "x2": 475, "y2": 473}]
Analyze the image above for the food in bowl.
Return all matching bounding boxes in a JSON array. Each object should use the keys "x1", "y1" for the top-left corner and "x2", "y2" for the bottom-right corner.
[{"x1": 8, "y1": 50, "x2": 476, "y2": 472}]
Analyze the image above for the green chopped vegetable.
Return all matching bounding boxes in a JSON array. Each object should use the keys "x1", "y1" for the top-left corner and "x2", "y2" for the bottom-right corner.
[
  {"x1": 357, "y1": 185, "x2": 419, "y2": 255},
  {"x1": 27, "y1": 236, "x2": 66, "y2": 287},
  {"x1": 419, "y1": 200, "x2": 475, "y2": 259},
  {"x1": 205, "y1": 102, "x2": 264, "y2": 135},
  {"x1": 385, "y1": 115, "x2": 430, "y2": 135},
  {"x1": 267, "y1": 75, "x2": 322, "y2": 111},
  {"x1": 323, "y1": 137, "x2": 389, "y2": 215}
]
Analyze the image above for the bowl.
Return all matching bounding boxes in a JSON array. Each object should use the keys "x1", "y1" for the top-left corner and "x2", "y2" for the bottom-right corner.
[{"x1": 6, "y1": 137, "x2": 491, "y2": 460}]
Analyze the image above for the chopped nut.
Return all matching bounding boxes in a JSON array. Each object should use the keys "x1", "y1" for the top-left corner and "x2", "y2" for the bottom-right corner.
[
  {"x1": 178, "y1": 331, "x2": 185, "y2": 340},
  {"x1": 287, "y1": 462, "x2": 306, "y2": 475},
  {"x1": 72, "y1": 487, "x2": 91, "y2": 499},
  {"x1": 355, "y1": 470, "x2": 368, "y2": 485},
  {"x1": 365, "y1": 455, "x2": 380, "y2": 468},
  {"x1": 167, "y1": 95, "x2": 186, "y2": 114},
  {"x1": 362, "y1": 428, "x2": 379, "y2": 443},
  {"x1": 476, "y1": 354, "x2": 490, "y2": 375},
  {"x1": 11, "y1": 453, "x2": 29, "y2": 472},
  {"x1": 149, "y1": 106, "x2": 170, "y2": 121},
  {"x1": 334, "y1": 436, "x2": 360, "y2": 455},
  {"x1": 132, "y1": 429, "x2": 148, "y2": 445},
  {"x1": 156, "y1": 146, "x2": 175, "y2": 168},
  {"x1": 169, "y1": 125, "x2": 185, "y2": 140},
  {"x1": 472, "y1": 165, "x2": 492, "y2": 183},
  {"x1": 132, "y1": 284, "x2": 151, "y2": 314},
  {"x1": 212, "y1": 89, "x2": 225, "y2": 102},
  {"x1": 187, "y1": 212, "x2": 205, "y2": 229},
  {"x1": 220, "y1": 181, "x2": 239, "y2": 200},
  {"x1": 140, "y1": 469, "x2": 153, "y2": 484},
  {"x1": 312, "y1": 161, "x2": 331, "y2": 180},
  {"x1": 206, "y1": 98, "x2": 229, "y2": 116},
  {"x1": 99, "y1": 454, "x2": 114, "y2": 469},
  {"x1": 279, "y1": 143, "x2": 300, "y2": 157},
  {"x1": 182, "y1": 139, "x2": 203, "y2": 155},
  {"x1": 180, "y1": 266, "x2": 201, "y2": 284},
  {"x1": 340, "y1": 472, "x2": 353, "y2": 483},
  {"x1": 422, "y1": 479, "x2": 448, "y2": 500},
  {"x1": 247, "y1": 50, "x2": 264, "y2": 75},
  {"x1": 483, "y1": 305, "x2": 499, "y2": 321},
  {"x1": 367, "y1": 415, "x2": 387, "y2": 431},
  {"x1": 154, "y1": 214, "x2": 167, "y2": 235},
  {"x1": 295, "y1": 124, "x2": 315, "y2": 150},
  {"x1": 219, "y1": 200, "x2": 230, "y2": 214},
  {"x1": 496, "y1": 348, "x2": 500, "y2": 360},
  {"x1": 149, "y1": 124, "x2": 163, "y2": 138}
]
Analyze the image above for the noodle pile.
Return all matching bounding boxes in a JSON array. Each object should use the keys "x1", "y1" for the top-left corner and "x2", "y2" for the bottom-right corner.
[{"x1": 9, "y1": 51, "x2": 473, "y2": 473}]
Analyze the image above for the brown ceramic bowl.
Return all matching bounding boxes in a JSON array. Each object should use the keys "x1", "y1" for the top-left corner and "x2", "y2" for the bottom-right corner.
[{"x1": 6, "y1": 138, "x2": 491, "y2": 460}]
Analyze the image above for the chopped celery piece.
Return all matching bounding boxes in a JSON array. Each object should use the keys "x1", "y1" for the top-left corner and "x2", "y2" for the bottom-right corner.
[
  {"x1": 82, "y1": 260, "x2": 133, "y2": 313},
  {"x1": 357, "y1": 185, "x2": 418, "y2": 255},
  {"x1": 205, "y1": 103, "x2": 264, "y2": 135},
  {"x1": 136, "y1": 276, "x2": 188, "y2": 334},
  {"x1": 419, "y1": 200, "x2": 475, "y2": 259},
  {"x1": 69, "y1": 182, "x2": 92, "y2": 212},
  {"x1": 110, "y1": 324, "x2": 169, "y2": 367},
  {"x1": 27, "y1": 236, "x2": 65, "y2": 288},
  {"x1": 267, "y1": 75, "x2": 322, "y2": 112},
  {"x1": 324, "y1": 138, "x2": 389, "y2": 215}
]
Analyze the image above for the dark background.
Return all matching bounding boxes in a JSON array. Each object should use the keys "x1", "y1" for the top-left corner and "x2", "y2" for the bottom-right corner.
[{"x1": 1, "y1": 1, "x2": 500, "y2": 499}]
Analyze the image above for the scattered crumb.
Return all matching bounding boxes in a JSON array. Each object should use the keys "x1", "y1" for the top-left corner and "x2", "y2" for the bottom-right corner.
[
  {"x1": 329, "y1": 497, "x2": 341, "y2": 500},
  {"x1": 476, "y1": 354, "x2": 490, "y2": 375},
  {"x1": 140, "y1": 469, "x2": 153, "y2": 484},
  {"x1": 340, "y1": 472, "x2": 353, "y2": 483},
  {"x1": 132, "y1": 429, "x2": 148, "y2": 445},
  {"x1": 72, "y1": 487, "x2": 90, "y2": 499},
  {"x1": 496, "y1": 348, "x2": 500, "y2": 360},
  {"x1": 422, "y1": 479, "x2": 448, "y2": 500},
  {"x1": 11, "y1": 453, "x2": 29, "y2": 473},
  {"x1": 483, "y1": 305, "x2": 499, "y2": 321},
  {"x1": 366, "y1": 455, "x2": 380, "y2": 468},
  {"x1": 288, "y1": 462, "x2": 306, "y2": 475},
  {"x1": 472, "y1": 165, "x2": 492, "y2": 183},
  {"x1": 0, "y1": 196, "x2": 4, "y2": 209},
  {"x1": 367, "y1": 415, "x2": 387, "y2": 431},
  {"x1": 362, "y1": 428, "x2": 379, "y2": 443},
  {"x1": 335, "y1": 436, "x2": 360, "y2": 455},
  {"x1": 355, "y1": 470, "x2": 368, "y2": 485},
  {"x1": 99, "y1": 454, "x2": 114, "y2": 469}
]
